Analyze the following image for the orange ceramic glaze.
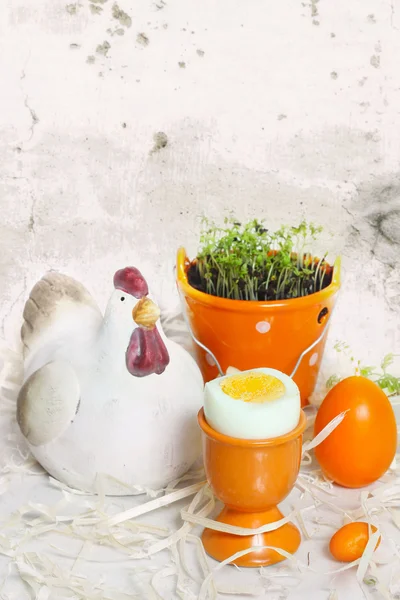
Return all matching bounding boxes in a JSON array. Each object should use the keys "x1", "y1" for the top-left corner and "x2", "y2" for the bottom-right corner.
[
  {"x1": 314, "y1": 376, "x2": 397, "y2": 488},
  {"x1": 198, "y1": 408, "x2": 306, "y2": 567},
  {"x1": 329, "y1": 522, "x2": 381, "y2": 562},
  {"x1": 177, "y1": 249, "x2": 341, "y2": 406}
]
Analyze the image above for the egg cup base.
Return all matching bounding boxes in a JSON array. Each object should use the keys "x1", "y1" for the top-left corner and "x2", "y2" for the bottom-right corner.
[{"x1": 201, "y1": 505, "x2": 301, "y2": 567}]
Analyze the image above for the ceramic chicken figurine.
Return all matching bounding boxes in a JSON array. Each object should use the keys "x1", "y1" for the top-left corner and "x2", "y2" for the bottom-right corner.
[{"x1": 16, "y1": 267, "x2": 204, "y2": 495}]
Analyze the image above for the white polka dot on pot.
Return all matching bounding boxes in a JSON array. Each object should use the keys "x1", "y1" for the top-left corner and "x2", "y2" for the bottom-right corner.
[
  {"x1": 206, "y1": 354, "x2": 216, "y2": 366},
  {"x1": 309, "y1": 352, "x2": 319, "y2": 366},
  {"x1": 256, "y1": 321, "x2": 271, "y2": 334}
]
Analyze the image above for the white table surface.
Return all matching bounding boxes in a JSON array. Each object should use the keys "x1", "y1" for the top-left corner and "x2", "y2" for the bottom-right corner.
[{"x1": 1, "y1": 400, "x2": 399, "y2": 600}]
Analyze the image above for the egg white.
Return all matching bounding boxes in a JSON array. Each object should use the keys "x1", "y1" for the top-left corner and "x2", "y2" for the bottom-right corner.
[{"x1": 204, "y1": 367, "x2": 301, "y2": 440}]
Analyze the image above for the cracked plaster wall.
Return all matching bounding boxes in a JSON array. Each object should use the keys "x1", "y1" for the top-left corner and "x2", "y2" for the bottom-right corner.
[{"x1": 0, "y1": 0, "x2": 400, "y2": 370}]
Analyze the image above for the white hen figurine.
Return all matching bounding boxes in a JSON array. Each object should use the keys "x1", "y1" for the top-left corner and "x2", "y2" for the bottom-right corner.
[{"x1": 16, "y1": 267, "x2": 204, "y2": 495}]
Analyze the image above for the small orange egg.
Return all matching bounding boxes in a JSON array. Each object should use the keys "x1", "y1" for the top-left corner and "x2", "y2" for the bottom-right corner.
[{"x1": 329, "y1": 522, "x2": 381, "y2": 562}]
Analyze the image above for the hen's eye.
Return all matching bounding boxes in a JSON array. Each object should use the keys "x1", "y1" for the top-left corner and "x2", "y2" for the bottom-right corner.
[{"x1": 120, "y1": 296, "x2": 125, "y2": 302}]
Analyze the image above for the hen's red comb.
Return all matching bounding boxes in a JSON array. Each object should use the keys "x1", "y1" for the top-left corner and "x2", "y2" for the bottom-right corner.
[{"x1": 113, "y1": 267, "x2": 149, "y2": 299}]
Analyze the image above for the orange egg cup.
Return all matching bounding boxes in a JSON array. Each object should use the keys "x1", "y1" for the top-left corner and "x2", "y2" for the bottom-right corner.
[
  {"x1": 198, "y1": 408, "x2": 307, "y2": 567},
  {"x1": 177, "y1": 248, "x2": 341, "y2": 406}
]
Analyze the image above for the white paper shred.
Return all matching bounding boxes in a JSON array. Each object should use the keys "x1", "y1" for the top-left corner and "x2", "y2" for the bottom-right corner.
[
  {"x1": 302, "y1": 410, "x2": 349, "y2": 454},
  {"x1": 181, "y1": 506, "x2": 298, "y2": 536},
  {"x1": 105, "y1": 481, "x2": 206, "y2": 527},
  {"x1": 0, "y1": 334, "x2": 399, "y2": 599}
]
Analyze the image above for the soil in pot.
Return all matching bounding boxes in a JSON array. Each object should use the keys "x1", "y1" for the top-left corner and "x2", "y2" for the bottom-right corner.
[{"x1": 188, "y1": 255, "x2": 333, "y2": 302}]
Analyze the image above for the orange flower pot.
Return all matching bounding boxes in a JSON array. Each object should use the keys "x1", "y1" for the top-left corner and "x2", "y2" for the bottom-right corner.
[
  {"x1": 177, "y1": 248, "x2": 341, "y2": 406},
  {"x1": 198, "y1": 408, "x2": 307, "y2": 567}
]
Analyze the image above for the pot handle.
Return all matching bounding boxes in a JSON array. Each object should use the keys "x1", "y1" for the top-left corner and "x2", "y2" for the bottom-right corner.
[
  {"x1": 177, "y1": 289, "x2": 225, "y2": 377},
  {"x1": 177, "y1": 278, "x2": 333, "y2": 381},
  {"x1": 289, "y1": 315, "x2": 332, "y2": 378}
]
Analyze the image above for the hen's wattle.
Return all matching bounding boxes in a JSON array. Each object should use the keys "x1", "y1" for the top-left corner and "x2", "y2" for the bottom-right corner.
[{"x1": 126, "y1": 327, "x2": 170, "y2": 377}]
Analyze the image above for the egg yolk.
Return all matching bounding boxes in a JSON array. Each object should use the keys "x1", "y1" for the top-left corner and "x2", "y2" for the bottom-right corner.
[{"x1": 219, "y1": 372, "x2": 286, "y2": 403}]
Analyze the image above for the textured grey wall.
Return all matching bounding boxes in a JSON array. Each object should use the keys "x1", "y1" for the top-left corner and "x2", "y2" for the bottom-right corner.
[{"x1": 1, "y1": 0, "x2": 399, "y2": 374}]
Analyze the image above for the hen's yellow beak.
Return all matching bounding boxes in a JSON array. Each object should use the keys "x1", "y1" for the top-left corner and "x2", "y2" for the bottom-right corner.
[{"x1": 132, "y1": 297, "x2": 161, "y2": 329}]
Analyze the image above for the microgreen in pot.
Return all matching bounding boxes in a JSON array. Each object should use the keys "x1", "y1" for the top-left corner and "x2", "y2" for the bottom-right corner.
[{"x1": 188, "y1": 217, "x2": 333, "y2": 301}]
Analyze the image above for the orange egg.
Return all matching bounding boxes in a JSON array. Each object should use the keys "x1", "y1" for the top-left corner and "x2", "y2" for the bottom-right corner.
[
  {"x1": 314, "y1": 376, "x2": 397, "y2": 488},
  {"x1": 329, "y1": 522, "x2": 381, "y2": 562}
]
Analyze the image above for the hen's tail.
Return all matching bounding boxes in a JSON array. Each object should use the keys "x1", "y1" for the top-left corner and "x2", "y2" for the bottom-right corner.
[
  {"x1": 0, "y1": 338, "x2": 23, "y2": 417},
  {"x1": 21, "y1": 271, "x2": 102, "y2": 361}
]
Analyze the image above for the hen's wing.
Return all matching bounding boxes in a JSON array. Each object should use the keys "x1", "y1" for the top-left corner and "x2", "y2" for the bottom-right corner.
[
  {"x1": 21, "y1": 271, "x2": 102, "y2": 374},
  {"x1": 17, "y1": 361, "x2": 80, "y2": 446}
]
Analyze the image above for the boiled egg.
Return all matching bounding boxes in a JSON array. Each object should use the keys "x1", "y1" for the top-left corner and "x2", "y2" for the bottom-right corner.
[{"x1": 204, "y1": 367, "x2": 301, "y2": 440}]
